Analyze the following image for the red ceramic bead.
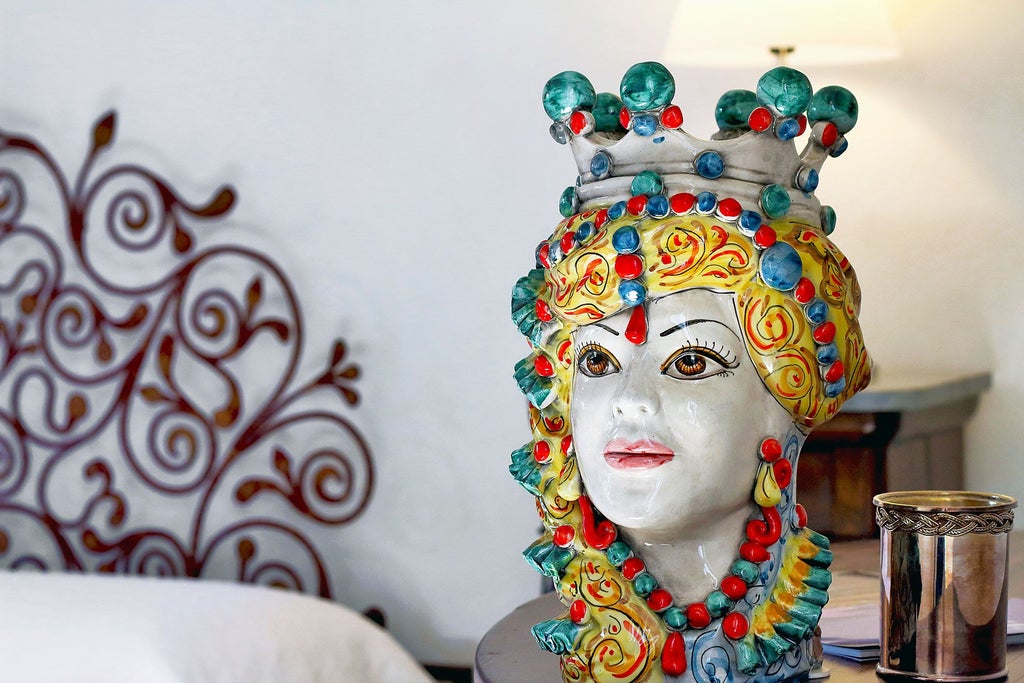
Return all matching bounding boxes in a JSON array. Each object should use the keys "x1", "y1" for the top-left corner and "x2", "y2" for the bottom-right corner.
[
  {"x1": 553, "y1": 525, "x2": 575, "y2": 547},
  {"x1": 535, "y1": 299, "x2": 553, "y2": 322},
  {"x1": 615, "y1": 254, "x2": 644, "y2": 280},
  {"x1": 794, "y1": 277, "x2": 815, "y2": 304},
  {"x1": 669, "y1": 192, "x2": 696, "y2": 214},
  {"x1": 625, "y1": 304, "x2": 647, "y2": 345},
  {"x1": 621, "y1": 556, "x2": 646, "y2": 580},
  {"x1": 619, "y1": 107, "x2": 631, "y2": 130},
  {"x1": 560, "y1": 232, "x2": 575, "y2": 254},
  {"x1": 538, "y1": 243, "x2": 551, "y2": 268},
  {"x1": 795, "y1": 503, "x2": 808, "y2": 528},
  {"x1": 754, "y1": 226, "x2": 777, "y2": 248},
  {"x1": 820, "y1": 122, "x2": 838, "y2": 147},
  {"x1": 773, "y1": 459, "x2": 792, "y2": 488},
  {"x1": 534, "y1": 355, "x2": 554, "y2": 378},
  {"x1": 595, "y1": 209, "x2": 609, "y2": 229},
  {"x1": 813, "y1": 321, "x2": 837, "y2": 344},
  {"x1": 561, "y1": 435, "x2": 573, "y2": 454},
  {"x1": 533, "y1": 441, "x2": 551, "y2": 463},
  {"x1": 740, "y1": 541, "x2": 769, "y2": 563},
  {"x1": 662, "y1": 631, "x2": 687, "y2": 676},
  {"x1": 661, "y1": 104, "x2": 684, "y2": 129},
  {"x1": 569, "y1": 111, "x2": 588, "y2": 135},
  {"x1": 796, "y1": 114, "x2": 807, "y2": 136},
  {"x1": 717, "y1": 197, "x2": 741, "y2": 219},
  {"x1": 627, "y1": 195, "x2": 647, "y2": 216},
  {"x1": 748, "y1": 107, "x2": 773, "y2": 132},
  {"x1": 759, "y1": 437, "x2": 782, "y2": 462},
  {"x1": 825, "y1": 360, "x2": 845, "y2": 383},
  {"x1": 686, "y1": 603, "x2": 712, "y2": 629},
  {"x1": 569, "y1": 599, "x2": 588, "y2": 624},
  {"x1": 720, "y1": 576, "x2": 748, "y2": 601},
  {"x1": 723, "y1": 612, "x2": 749, "y2": 640},
  {"x1": 647, "y1": 588, "x2": 673, "y2": 612}
]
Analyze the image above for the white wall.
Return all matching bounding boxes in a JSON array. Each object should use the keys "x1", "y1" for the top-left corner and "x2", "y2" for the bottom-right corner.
[{"x1": 2, "y1": 0, "x2": 1021, "y2": 666}]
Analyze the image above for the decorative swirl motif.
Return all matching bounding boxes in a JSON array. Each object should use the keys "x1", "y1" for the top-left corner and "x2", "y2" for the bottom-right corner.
[
  {"x1": 0, "y1": 112, "x2": 373, "y2": 601},
  {"x1": 875, "y1": 507, "x2": 1014, "y2": 536}
]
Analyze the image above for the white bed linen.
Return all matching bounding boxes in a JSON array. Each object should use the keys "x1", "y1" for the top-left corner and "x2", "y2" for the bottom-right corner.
[{"x1": 0, "y1": 571, "x2": 433, "y2": 683}]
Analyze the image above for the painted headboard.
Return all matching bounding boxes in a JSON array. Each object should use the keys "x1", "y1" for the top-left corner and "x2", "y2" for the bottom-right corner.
[{"x1": 0, "y1": 111, "x2": 374, "y2": 597}]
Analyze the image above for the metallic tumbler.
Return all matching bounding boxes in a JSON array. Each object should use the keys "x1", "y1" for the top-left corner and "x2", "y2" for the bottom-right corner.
[{"x1": 874, "y1": 491, "x2": 1016, "y2": 681}]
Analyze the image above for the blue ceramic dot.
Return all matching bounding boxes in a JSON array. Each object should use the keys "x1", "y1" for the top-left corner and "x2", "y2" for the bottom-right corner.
[
  {"x1": 632, "y1": 114, "x2": 658, "y2": 136},
  {"x1": 821, "y1": 206, "x2": 837, "y2": 235},
  {"x1": 630, "y1": 170, "x2": 663, "y2": 197},
  {"x1": 816, "y1": 343, "x2": 839, "y2": 365},
  {"x1": 653, "y1": 136, "x2": 665, "y2": 144},
  {"x1": 559, "y1": 187, "x2": 578, "y2": 218},
  {"x1": 612, "y1": 225, "x2": 641, "y2": 254},
  {"x1": 776, "y1": 118, "x2": 801, "y2": 141},
  {"x1": 696, "y1": 191, "x2": 717, "y2": 214},
  {"x1": 632, "y1": 571, "x2": 658, "y2": 596},
  {"x1": 796, "y1": 167, "x2": 819, "y2": 192},
  {"x1": 543, "y1": 71, "x2": 597, "y2": 121},
  {"x1": 695, "y1": 150, "x2": 725, "y2": 179},
  {"x1": 805, "y1": 298, "x2": 828, "y2": 324},
  {"x1": 576, "y1": 221, "x2": 595, "y2": 243},
  {"x1": 620, "y1": 61, "x2": 675, "y2": 112},
  {"x1": 608, "y1": 201, "x2": 627, "y2": 220},
  {"x1": 618, "y1": 279, "x2": 646, "y2": 306},
  {"x1": 830, "y1": 137, "x2": 848, "y2": 158},
  {"x1": 756, "y1": 66, "x2": 812, "y2": 117},
  {"x1": 759, "y1": 242, "x2": 803, "y2": 291},
  {"x1": 647, "y1": 194, "x2": 669, "y2": 217},
  {"x1": 807, "y1": 86, "x2": 858, "y2": 134},
  {"x1": 739, "y1": 210, "x2": 762, "y2": 234},
  {"x1": 593, "y1": 92, "x2": 626, "y2": 133},
  {"x1": 715, "y1": 89, "x2": 758, "y2": 130},
  {"x1": 591, "y1": 151, "x2": 612, "y2": 179},
  {"x1": 825, "y1": 376, "x2": 847, "y2": 398},
  {"x1": 548, "y1": 239, "x2": 563, "y2": 264},
  {"x1": 549, "y1": 122, "x2": 568, "y2": 145}
]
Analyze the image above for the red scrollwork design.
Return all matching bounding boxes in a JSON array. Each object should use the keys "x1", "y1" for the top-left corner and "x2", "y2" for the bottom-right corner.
[{"x1": 0, "y1": 111, "x2": 373, "y2": 599}]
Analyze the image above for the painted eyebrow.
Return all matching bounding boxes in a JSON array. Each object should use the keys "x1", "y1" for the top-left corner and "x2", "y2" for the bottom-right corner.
[
  {"x1": 659, "y1": 318, "x2": 741, "y2": 341},
  {"x1": 594, "y1": 323, "x2": 619, "y2": 336}
]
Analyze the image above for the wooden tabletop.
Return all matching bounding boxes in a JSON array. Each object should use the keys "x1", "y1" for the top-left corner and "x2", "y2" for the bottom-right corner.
[{"x1": 475, "y1": 533, "x2": 1024, "y2": 683}]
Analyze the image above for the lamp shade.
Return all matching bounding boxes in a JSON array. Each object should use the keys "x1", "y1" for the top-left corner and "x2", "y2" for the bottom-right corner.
[{"x1": 664, "y1": 0, "x2": 900, "y2": 67}]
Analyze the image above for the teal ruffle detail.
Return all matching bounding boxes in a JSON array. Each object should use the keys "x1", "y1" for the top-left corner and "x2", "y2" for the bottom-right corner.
[
  {"x1": 514, "y1": 355, "x2": 554, "y2": 410},
  {"x1": 522, "y1": 539, "x2": 573, "y2": 578},
  {"x1": 511, "y1": 269, "x2": 549, "y2": 346},
  {"x1": 509, "y1": 443, "x2": 541, "y2": 496},
  {"x1": 531, "y1": 617, "x2": 581, "y2": 655}
]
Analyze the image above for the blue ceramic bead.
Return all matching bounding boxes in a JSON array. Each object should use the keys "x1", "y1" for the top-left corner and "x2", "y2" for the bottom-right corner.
[
  {"x1": 808, "y1": 86, "x2": 858, "y2": 134},
  {"x1": 612, "y1": 225, "x2": 641, "y2": 253},
  {"x1": 816, "y1": 343, "x2": 839, "y2": 365},
  {"x1": 830, "y1": 137, "x2": 848, "y2": 157},
  {"x1": 757, "y1": 67, "x2": 812, "y2": 117},
  {"x1": 559, "y1": 187, "x2": 578, "y2": 218},
  {"x1": 608, "y1": 201, "x2": 627, "y2": 220},
  {"x1": 796, "y1": 167, "x2": 819, "y2": 192},
  {"x1": 620, "y1": 61, "x2": 675, "y2": 112},
  {"x1": 591, "y1": 151, "x2": 612, "y2": 179},
  {"x1": 549, "y1": 122, "x2": 568, "y2": 145},
  {"x1": 593, "y1": 92, "x2": 626, "y2": 132},
  {"x1": 776, "y1": 118, "x2": 801, "y2": 141},
  {"x1": 618, "y1": 280, "x2": 646, "y2": 306},
  {"x1": 647, "y1": 194, "x2": 669, "y2": 217},
  {"x1": 548, "y1": 239, "x2": 563, "y2": 264},
  {"x1": 825, "y1": 376, "x2": 847, "y2": 398},
  {"x1": 543, "y1": 71, "x2": 596, "y2": 121},
  {"x1": 696, "y1": 191, "x2": 717, "y2": 214},
  {"x1": 630, "y1": 170, "x2": 663, "y2": 197},
  {"x1": 805, "y1": 298, "x2": 828, "y2": 324},
  {"x1": 739, "y1": 210, "x2": 762, "y2": 234},
  {"x1": 632, "y1": 114, "x2": 658, "y2": 136},
  {"x1": 821, "y1": 206, "x2": 837, "y2": 235},
  {"x1": 695, "y1": 150, "x2": 725, "y2": 179},
  {"x1": 715, "y1": 89, "x2": 758, "y2": 130},
  {"x1": 759, "y1": 242, "x2": 803, "y2": 291}
]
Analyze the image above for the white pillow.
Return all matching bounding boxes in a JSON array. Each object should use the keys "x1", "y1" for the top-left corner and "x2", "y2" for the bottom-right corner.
[{"x1": 0, "y1": 571, "x2": 433, "y2": 683}]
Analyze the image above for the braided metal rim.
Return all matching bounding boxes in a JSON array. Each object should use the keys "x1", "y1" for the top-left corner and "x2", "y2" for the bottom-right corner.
[{"x1": 875, "y1": 507, "x2": 1014, "y2": 536}]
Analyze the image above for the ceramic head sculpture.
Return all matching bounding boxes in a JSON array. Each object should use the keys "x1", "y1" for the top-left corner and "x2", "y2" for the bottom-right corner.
[{"x1": 509, "y1": 61, "x2": 871, "y2": 682}]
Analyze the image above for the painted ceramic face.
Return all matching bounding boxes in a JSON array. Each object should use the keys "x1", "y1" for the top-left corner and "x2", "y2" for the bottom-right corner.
[{"x1": 570, "y1": 288, "x2": 795, "y2": 540}]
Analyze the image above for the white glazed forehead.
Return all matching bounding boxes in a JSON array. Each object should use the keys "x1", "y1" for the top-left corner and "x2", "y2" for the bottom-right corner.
[{"x1": 573, "y1": 288, "x2": 743, "y2": 343}]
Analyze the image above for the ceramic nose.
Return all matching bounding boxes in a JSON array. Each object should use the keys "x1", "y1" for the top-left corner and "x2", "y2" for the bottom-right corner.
[{"x1": 612, "y1": 362, "x2": 661, "y2": 419}]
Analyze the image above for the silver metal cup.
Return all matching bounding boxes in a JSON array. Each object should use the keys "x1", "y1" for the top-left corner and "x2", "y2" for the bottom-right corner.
[{"x1": 873, "y1": 491, "x2": 1016, "y2": 681}]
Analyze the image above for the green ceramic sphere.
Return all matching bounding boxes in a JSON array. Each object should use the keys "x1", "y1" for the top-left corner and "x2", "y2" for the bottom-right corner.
[
  {"x1": 808, "y1": 85, "x2": 858, "y2": 134},
  {"x1": 630, "y1": 170, "x2": 664, "y2": 197},
  {"x1": 543, "y1": 71, "x2": 596, "y2": 122},
  {"x1": 593, "y1": 92, "x2": 626, "y2": 132},
  {"x1": 760, "y1": 184, "x2": 792, "y2": 219},
  {"x1": 619, "y1": 61, "x2": 675, "y2": 113},
  {"x1": 715, "y1": 89, "x2": 758, "y2": 130},
  {"x1": 756, "y1": 67, "x2": 812, "y2": 117}
]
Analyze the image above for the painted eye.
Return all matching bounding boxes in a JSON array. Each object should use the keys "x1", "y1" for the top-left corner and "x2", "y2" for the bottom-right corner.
[
  {"x1": 577, "y1": 344, "x2": 621, "y2": 378},
  {"x1": 661, "y1": 347, "x2": 737, "y2": 380}
]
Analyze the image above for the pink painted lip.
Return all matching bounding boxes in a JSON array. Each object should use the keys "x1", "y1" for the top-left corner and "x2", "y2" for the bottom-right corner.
[{"x1": 603, "y1": 438, "x2": 675, "y2": 470}]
